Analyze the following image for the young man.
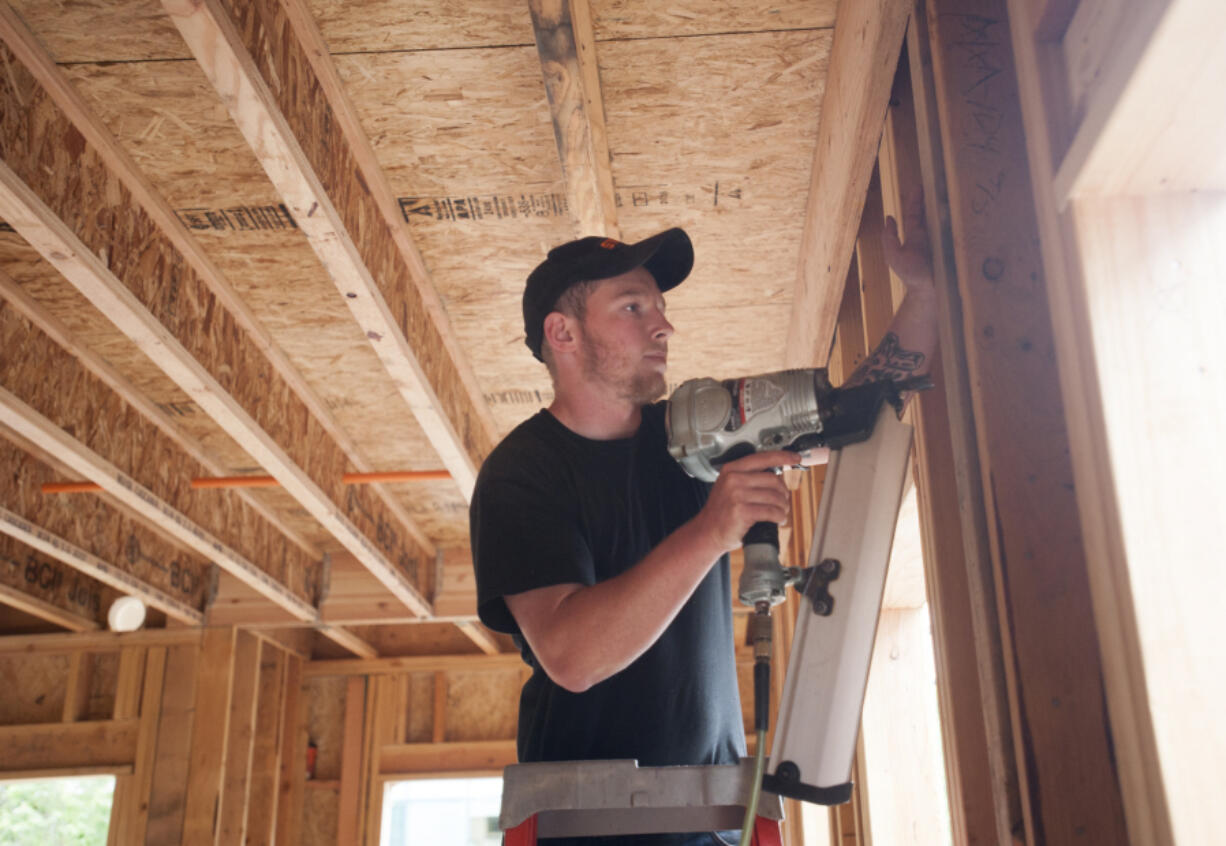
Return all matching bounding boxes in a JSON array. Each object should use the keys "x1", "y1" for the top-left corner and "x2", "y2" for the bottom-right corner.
[{"x1": 471, "y1": 221, "x2": 935, "y2": 845}]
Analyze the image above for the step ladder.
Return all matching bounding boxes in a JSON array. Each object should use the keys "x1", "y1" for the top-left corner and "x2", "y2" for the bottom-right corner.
[{"x1": 500, "y1": 759, "x2": 784, "y2": 844}]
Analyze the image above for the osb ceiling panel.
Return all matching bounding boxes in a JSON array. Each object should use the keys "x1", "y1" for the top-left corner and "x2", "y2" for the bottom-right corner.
[{"x1": 0, "y1": 0, "x2": 836, "y2": 644}]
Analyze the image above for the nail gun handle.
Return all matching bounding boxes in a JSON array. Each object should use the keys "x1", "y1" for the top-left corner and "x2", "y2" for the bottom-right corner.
[{"x1": 743, "y1": 520, "x2": 779, "y2": 550}]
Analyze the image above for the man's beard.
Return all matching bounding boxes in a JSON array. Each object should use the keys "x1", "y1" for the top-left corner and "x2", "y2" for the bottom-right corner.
[{"x1": 579, "y1": 329, "x2": 667, "y2": 405}]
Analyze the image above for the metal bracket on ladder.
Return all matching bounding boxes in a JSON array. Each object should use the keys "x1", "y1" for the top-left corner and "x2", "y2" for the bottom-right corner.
[{"x1": 499, "y1": 758, "x2": 783, "y2": 842}]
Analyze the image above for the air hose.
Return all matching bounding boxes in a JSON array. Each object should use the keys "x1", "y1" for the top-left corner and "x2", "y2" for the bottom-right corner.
[{"x1": 739, "y1": 603, "x2": 773, "y2": 846}]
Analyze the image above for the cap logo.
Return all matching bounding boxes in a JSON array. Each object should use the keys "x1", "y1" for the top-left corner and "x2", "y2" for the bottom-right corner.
[{"x1": 599, "y1": 238, "x2": 621, "y2": 250}]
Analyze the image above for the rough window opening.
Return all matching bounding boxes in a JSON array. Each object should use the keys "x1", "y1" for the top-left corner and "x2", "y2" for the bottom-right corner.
[{"x1": 380, "y1": 776, "x2": 502, "y2": 846}]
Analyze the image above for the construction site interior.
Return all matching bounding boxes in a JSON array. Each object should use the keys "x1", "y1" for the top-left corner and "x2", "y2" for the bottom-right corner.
[{"x1": 0, "y1": 0, "x2": 1220, "y2": 844}]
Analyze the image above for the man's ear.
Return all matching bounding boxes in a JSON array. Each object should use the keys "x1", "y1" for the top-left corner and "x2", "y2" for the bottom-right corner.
[{"x1": 542, "y1": 311, "x2": 579, "y2": 357}]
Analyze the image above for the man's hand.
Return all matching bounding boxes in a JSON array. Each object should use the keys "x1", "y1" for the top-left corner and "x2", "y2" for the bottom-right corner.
[
  {"x1": 882, "y1": 191, "x2": 935, "y2": 296},
  {"x1": 695, "y1": 450, "x2": 798, "y2": 553}
]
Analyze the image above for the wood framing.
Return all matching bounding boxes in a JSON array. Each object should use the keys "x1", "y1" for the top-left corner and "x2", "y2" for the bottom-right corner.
[
  {"x1": 0, "y1": 13, "x2": 433, "y2": 614},
  {"x1": 0, "y1": 578, "x2": 98, "y2": 631},
  {"x1": 182, "y1": 627, "x2": 237, "y2": 846},
  {"x1": 160, "y1": 0, "x2": 497, "y2": 499},
  {"x1": 921, "y1": 1, "x2": 1128, "y2": 841},
  {"x1": 0, "y1": 506, "x2": 204, "y2": 624},
  {"x1": 305, "y1": 651, "x2": 522, "y2": 678},
  {"x1": 0, "y1": 384, "x2": 315, "y2": 618},
  {"x1": 0, "y1": 269, "x2": 321, "y2": 561},
  {"x1": 529, "y1": 0, "x2": 620, "y2": 237},
  {"x1": 0, "y1": 719, "x2": 138, "y2": 772},
  {"x1": 786, "y1": 0, "x2": 912, "y2": 367}
]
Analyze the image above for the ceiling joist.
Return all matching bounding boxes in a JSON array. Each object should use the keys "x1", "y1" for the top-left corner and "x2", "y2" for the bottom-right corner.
[
  {"x1": 0, "y1": 505, "x2": 204, "y2": 626},
  {"x1": 161, "y1": 0, "x2": 498, "y2": 499},
  {"x1": 0, "y1": 558, "x2": 101, "y2": 632},
  {"x1": 786, "y1": 0, "x2": 911, "y2": 367},
  {"x1": 529, "y1": 0, "x2": 620, "y2": 237}
]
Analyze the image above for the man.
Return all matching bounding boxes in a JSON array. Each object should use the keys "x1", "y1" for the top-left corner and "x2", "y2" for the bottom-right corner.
[{"x1": 471, "y1": 220, "x2": 935, "y2": 845}]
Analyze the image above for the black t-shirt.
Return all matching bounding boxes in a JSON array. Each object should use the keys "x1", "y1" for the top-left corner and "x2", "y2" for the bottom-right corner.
[{"x1": 470, "y1": 403, "x2": 745, "y2": 769}]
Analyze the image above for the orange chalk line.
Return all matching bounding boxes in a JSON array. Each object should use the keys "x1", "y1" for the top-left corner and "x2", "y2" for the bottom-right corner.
[{"x1": 42, "y1": 469, "x2": 451, "y2": 495}]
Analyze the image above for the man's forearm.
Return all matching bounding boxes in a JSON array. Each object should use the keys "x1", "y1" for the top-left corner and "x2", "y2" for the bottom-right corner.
[{"x1": 845, "y1": 288, "x2": 937, "y2": 387}]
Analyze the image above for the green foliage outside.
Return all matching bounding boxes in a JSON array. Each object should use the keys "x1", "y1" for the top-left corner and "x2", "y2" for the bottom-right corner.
[{"x1": 0, "y1": 776, "x2": 115, "y2": 846}]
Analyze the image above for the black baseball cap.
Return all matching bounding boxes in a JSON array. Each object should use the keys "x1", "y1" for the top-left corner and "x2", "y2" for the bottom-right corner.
[{"x1": 522, "y1": 228, "x2": 694, "y2": 361}]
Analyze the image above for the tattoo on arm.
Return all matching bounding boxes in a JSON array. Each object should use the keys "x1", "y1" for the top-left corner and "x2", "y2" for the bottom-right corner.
[{"x1": 846, "y1": 332, "x2": 926, "y2": 386}]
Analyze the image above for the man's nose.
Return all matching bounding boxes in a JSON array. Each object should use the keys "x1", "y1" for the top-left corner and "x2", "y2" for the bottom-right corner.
[{"x1": 653, "y1": 314, "x2": 675, "y2": 340}]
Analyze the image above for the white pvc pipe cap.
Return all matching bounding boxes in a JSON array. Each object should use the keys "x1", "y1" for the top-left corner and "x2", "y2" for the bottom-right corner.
[{"x1": 108, "y1": 596, "x2": 147, "y2": 632}]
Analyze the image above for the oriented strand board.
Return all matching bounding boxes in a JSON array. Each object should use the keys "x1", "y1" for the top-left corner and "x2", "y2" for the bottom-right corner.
[
  {"x1": 445, "y1": 670, "x2": 519, "y2": 742},
  {"x1": 589, "y1": 0, "x2": 836, "y2": 38},
  {"x1": 0, "y1": 653, "x2": 69, "y2": 724},
  {"x1": 6, "y1": 0, "x2": 189, "y2": 63}
]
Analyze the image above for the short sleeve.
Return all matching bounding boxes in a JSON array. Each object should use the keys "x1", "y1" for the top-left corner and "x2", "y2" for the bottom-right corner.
[{"x1": 470, "y1": 463, "x2": 596, "y2": 635}]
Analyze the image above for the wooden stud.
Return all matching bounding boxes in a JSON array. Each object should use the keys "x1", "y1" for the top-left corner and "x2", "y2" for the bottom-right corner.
[
  {"x1": 529, "y1": 0, "x2": 620, "y2": 238},
  {"x1": 337, "y1": 676, "x2": 366, "y2": 846},
  {"x1": 218, "y1": 631, "x2": 262, "y2": 844},
  {"x1": 160, "y1": 0, "x2": 496, "y2": 500},
  {"x1": 432, "y1": 671, "x2": 448, "y2": 744},
  {"x1": 305, "y1": 652, "x2": 523, "y2": 678},
  {"x1": 882, "y1": 28, "x2": 1011, "y2": 844},
  {"x1": 274, "y1": 655, "x2": 306, "y2": 846},
  {"x1": 182, "y1": 627, "x2": 237, "y2": 846},
  {"x1": 905, "y1": 6, "x2": 1020, "y2": 841},
  {"x1": 62, "y1": 651, "x2": 93, "y2": 721},
  {"x1": 245, "y1": 645, "x2": 287, "y2": 846},
  {"x1": 786, "y1": 0, "x2": 912, "y2": 367},
  {"x1": 922, "y1": 2, "x2": 1129, "y2": 842},
  {"x1": 111, "y1": 646, "x2": 167, "y2": 845}
]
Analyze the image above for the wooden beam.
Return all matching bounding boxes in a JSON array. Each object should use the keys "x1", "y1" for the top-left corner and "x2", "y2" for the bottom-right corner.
[
  {"x1": 922, "y1": 2, "x2": 1129, "y2": 842},
  {"x1": 379, "y1": 740, "x2": 517, "y2": 776},
  {"x1": 62, "y1": 651, "x2": 93, "y2": 722},
  {"x1": 0, "y1": 572, "x2": 99, "y2": 632},
  {"x1": 529, "y1": 0, "x2": 620, "y2": 237},
  {"x1": 0, "y1": 270, "x2": 321, "y2": 561},
  {"x1": 146, "y1": 643, "x2": 199, "y2": 846},
  {"x1": 305, "y1": 652, "x2": 523, "y2": 678},
  {"x1": 274, "y1": 655, "x2": 307, "y2": 846},
  {"x1": 0, "y1": 719, "x2": 138, "y2": 773},
  {"x1": 0, "y1": 627, "x2": 201, "y2": 655},
  {"x1": 0, "y1": 383, "x2": 314, "y2": 620},
  {"x1": 785, "y1": 0, "x2": 912, "y2": 367},
  {"x1": 218, "y1": 632, "x2": 261, "y2": 845},
  {"x1": 160, "y1": 0, "x2": 497, "y2": 500},
  {"x1": 338, "y1": 676, "x2": 366, "y2": 845},
  {"x1": 905, "y1": 6, "x2": 1018, "y2": 841},
  {"x1": 0, "y1": 15, "x2": 433, "y2": 613},
  {"x1": 109, "y1": 646, "x2": 167, "y2": 846},
  {"x1": 0, "y1": 505, "x2": 204, "y2": 625},
  {"x1": 182, "y1": 627, "x2": 237, "y2": 846},
  {"x1": 245, "y1": 645, "x2": 287, "y2": 846},
  {"x1": 455, "y1": 620, "x2": 502, "y2": 656}
]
